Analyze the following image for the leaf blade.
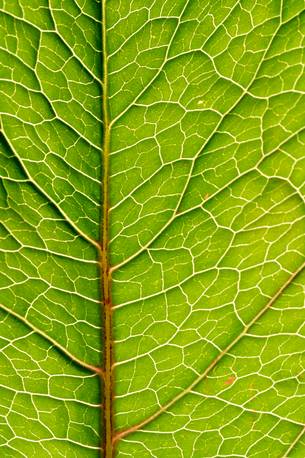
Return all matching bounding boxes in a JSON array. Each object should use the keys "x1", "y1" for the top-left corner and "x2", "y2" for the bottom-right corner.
[{"x1": 1, "y1": 0, "x2": 305, "y2": 457}]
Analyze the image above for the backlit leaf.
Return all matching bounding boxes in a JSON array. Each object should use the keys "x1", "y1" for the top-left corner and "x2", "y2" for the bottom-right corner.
[{"x1": 1, "y1": 1, "x2": 305, "y2": 457}]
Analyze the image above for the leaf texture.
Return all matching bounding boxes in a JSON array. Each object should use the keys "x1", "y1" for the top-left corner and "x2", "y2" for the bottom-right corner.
[{"x1": 1, "y1": 0, "x2": 305, "y2": 457}]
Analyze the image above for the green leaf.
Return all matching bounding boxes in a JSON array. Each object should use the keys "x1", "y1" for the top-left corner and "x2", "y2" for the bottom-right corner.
[{"x1": 1, "y1": 1, "x2": 305, "y2": 457}]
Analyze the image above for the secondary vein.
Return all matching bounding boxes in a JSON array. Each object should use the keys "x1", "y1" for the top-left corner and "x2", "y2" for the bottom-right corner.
[
  {"x1": 113, "y1": 260, "x2": 305, "y2": 443},
  {"x1": 0, "y1": 302, "x2": 101, "y2": 375}
]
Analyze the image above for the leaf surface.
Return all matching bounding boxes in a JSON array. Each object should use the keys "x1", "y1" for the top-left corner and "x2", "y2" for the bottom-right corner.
[{"x1": 1, "y1": 1, "x2": 305, "y2": 457}]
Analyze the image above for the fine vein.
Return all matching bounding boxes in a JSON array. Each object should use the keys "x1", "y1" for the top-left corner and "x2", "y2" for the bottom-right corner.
[
  {"x1": 0, "y1": 302, "x2": 101, "y2": 375},
  {"x1": 113, "y1": 260, "x2": 305, "y2": 443}
]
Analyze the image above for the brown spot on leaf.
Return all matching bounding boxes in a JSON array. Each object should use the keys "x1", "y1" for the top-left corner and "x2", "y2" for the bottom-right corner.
[{"x1": 224, "y1": 376, "x2": 236, "y2": 386}]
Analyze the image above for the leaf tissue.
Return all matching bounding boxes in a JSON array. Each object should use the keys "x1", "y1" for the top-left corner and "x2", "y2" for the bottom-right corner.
[{"x1": 1, "y1": 0, "x2": 305, "y2": 456}]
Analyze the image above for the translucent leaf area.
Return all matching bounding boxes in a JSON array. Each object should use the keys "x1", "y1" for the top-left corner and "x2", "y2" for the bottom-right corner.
[{"x1": 1, "y1": 0, "x2": 305, "y2": 457}]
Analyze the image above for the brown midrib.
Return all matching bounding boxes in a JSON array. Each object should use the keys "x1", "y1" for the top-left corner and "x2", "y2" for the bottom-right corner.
[{"x1": 100, "y1": 0, "x2": 113, "y2": 457}]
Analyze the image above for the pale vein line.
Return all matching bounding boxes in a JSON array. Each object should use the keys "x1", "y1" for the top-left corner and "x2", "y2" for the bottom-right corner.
[
  {"x1": 0, "y1": 123, "x2": 100, "y2": 250},
  {"x1": 0, "y1": 383, "x2": 101, "y2": 407},
  {"x1": 109, "y1": 7, "x2": 285, "y2": 273},
  {"x1": 113, "y1": 259, "x2": 305, "y2": 442},
  {"x1": 2, "y1": 7, "x2": 103, "y2": 87},
  {"x1": 283, "y1": 426, "x2": 305, "y2": 457},
  {"x1": 0, "y1": 302, "x2": 102, "y2": 375},
  {"x1": 108, "y1": 0, "x2": 192, "y2": 127},
  {"x1": 110, "y1": 117, "x2": 305, "y2": 275}
]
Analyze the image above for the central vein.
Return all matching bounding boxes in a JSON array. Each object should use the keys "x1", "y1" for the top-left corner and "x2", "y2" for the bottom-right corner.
[{"x1": 100, "y1": 1, "x2": 113, "y2": 457}]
